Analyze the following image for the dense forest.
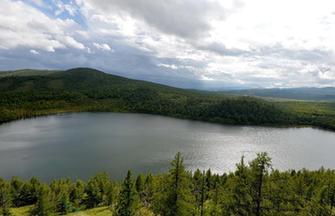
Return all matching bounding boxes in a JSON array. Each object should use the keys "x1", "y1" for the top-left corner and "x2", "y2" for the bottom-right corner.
[
  {"x1": 1, "y1": 153, "x2": 335, "y2": 215},
  {"x1": 0, "y1": 68, "x2": 335, "y2": 131}
]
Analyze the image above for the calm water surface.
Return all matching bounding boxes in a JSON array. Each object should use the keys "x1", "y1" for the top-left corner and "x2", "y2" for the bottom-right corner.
[{"x1": 0, "y1": 113, "x2": 334, "y2": 181}]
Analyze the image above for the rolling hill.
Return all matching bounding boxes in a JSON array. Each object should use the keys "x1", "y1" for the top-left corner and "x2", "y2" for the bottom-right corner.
[{"x1": 0, "y1": 68, "x2": 335, "y2": 131}]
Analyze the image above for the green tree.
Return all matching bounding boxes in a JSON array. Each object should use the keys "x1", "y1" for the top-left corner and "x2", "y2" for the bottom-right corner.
[
  {"x1": 69, "y1": 180, "x2": 85, "y2": 209},
  {"x1": 207, "y1": 175, "x2": 222, "y2": 216},
  {"x1": 20, "y1": 177, "x2": 41, "y2": 207},
  {"x1": 10, "y1": 177, "x2": 24, "y2": 207},
  {"x1": 85, "y1": 173, "x2": 111, "y2": 208},
  {"x1": 57, "y1": 191, "x2": 71, "y2": 215},
  {"x1": 50, "y1": 179, "x2": 72, "y2": 215},
  {"x1": 115, "y1": 170, "x2": 140, "y2": 216},
  {"x1": 30, "y1": 184, "x2": 54, "y2": 216},
  {"x1": 136, "y1": 174, "x2": 145, "y2": 202},
  {"x1": 249, "y1": 152, "x2": 271, "y2": 216},
  {"x1": 142, "y1": 174, "x2": 154, "y2": 208},
  {"x1": 0, "y1": 178, "x2": 11, "y2": 216},
  {"x1": 228, "y1": 156, "x2": 253, "y2": 215},
  {"x1": 193, "y1": 170, "x2": 207, "y2": 216},
  {"x1": 165, "y1": 152, "x2": 195, "y2": 216}
]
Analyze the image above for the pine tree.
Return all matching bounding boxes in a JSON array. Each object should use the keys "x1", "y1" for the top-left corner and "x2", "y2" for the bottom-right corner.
[
  {"x1": 85, "y1": 173, "x2": 111, "y2": 208},
  {"x1": 0, "y1": 178, "x2": 11, "y2": 216},
  {"x1": 165, "y1": 152, "x2": 195, "y2": 216},
  {"x1": 208, "y1": 175, "x2": 222, "y2": 216},
  {"x1": 136, "y1": 174, "x2": 145, "y2": 202},
  {"x1": 193, "y1": 170, "x2": 207, "y2": 216},
  {"x1": 106, "y1": 181, "x2": 118, "y2": 208},
  {"x1": 69, "y1": 180, "x2": 85, "y2": 209},
  {"x1": 10, "y1": 177, "x2": 24, "y2": 207},
  {"x1": 230, "y1": 155, "x2": 253, "y2": 215},
  {"x1": 30, "y1": 184, "x2": 54, "y2": 216},
  {"x1": 142, "y1": 174, "x2": 154, "y2": 208},
  {"x1": 57, "y1": 192, "x2": 71, "y2": 215},
  {"x1": 115, "y1": 170, "x2": 140, "y2": 216},
  {"x1": 50, "y1": 179, "x2": 72, "y2": 215},
  {"x1": 249, "y1": 152, "x2": 271, "y2": 216}
]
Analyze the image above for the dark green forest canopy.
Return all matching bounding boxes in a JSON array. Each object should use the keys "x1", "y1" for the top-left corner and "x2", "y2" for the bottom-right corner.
[
  {"x1": 1, "y1": 153, "x2": 335, "y2": 215},
  {"x1": 0, "y1": 68, "x2": 335, "y2": 131}
]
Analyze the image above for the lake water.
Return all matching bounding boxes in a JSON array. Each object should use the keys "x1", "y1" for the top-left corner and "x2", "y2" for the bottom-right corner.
[{"x1": 0, "y1": 112, "x2": 334, "y2": 181}]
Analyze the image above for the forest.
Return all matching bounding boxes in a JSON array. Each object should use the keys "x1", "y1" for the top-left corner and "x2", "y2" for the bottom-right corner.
[
  {"x1": 0, "y1": 68, "x2": 335, "y2": 131},
  {"x1": 1, "y1": 153, "x2": 335, "y2": 216}
]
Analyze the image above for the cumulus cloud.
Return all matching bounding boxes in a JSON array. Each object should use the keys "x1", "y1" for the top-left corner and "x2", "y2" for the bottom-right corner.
[
  {"x1": 82, "y1": 0, "x2": 231, "y2": 38},
  {"x1": 0, "y1": 0, "x2": 84, "y2": 52},
  {"x1": 0, "y1": 0, "x2": 335, "y2": 89},
  {"x1": 54, "y1": 0, "x2": 78, "y2": 16},
  {"x1": 30, "y1": 49, "x2": 40, "y2": 55},
  {"x1": 93, "y1": 42, "x2": 112, "y2": 51}
]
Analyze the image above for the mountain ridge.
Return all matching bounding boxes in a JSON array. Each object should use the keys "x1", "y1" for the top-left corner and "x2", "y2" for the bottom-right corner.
[{"x1": 0, "y1": 67, "x2": 334, "y2": 131}]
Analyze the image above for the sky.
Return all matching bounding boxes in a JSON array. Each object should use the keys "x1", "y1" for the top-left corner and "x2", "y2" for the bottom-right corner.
[{"x1": 0, "y1": 0, "x2": 335, "y2": 89}]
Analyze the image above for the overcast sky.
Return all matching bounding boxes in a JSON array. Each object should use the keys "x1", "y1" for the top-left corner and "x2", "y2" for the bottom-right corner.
[{"x1": 0, "y1": 0, "x2": 335, "y2": 89}]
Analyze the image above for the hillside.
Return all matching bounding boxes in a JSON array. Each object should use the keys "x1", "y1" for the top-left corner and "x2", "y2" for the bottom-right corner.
[
  {"x1": 4, "y1": 153, "x2": 335, "y2": 215},
  {"x1": 227, "y1": 87, "x2": 335, "y2": 101},
  {"x1": 0, "y1": 68, "x2": 335, "y2": 130}
]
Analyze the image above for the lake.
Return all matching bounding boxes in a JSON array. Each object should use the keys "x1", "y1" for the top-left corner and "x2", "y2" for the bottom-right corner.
[{"x1": 0, "y1": 112, "x2": 334, "y2": 181}]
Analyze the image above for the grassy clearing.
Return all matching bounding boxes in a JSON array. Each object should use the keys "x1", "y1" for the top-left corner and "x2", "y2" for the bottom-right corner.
[
  {"x1": 67, "y1": 207, "x2": 112, "y2": 216},
  {"x1": 11, "y1": 205, "x2": 31, "y2": 216}
]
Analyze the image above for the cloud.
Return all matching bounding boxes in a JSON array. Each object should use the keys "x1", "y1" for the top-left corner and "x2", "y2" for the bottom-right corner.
[
  {"x1": 82, "y1": 0, "x2": 232, "y2": 38},
  {"x1": 0, "y1": 0, "x2": 84, "y2": 52},
  {"x1": 54, "y1": 0, "x2": 78, "y2": 16},
  {"x1": 1, "y1": 0, "x2": 335, "y2": 89},
  {"x1": 30, "y1": 49, "x2": 40, "y2": 55},
  {"x1": 93, "y1": 42, "x2": 112, "y2": 51}
]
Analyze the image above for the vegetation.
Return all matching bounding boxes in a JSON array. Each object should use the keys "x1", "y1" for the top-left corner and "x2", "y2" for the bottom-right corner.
[
  {"x1": 0, "y1": 68, "x2": 335, "y2": 131},
  {"x1": 227, "y1": 87, "x2": 335, "y2": 101},
  {"x1": 2, "y1": 153, "x2": 335, "y2": 215}
]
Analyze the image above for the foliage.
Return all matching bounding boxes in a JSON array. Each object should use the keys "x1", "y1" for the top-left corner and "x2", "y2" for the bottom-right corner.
[
  {"x1": 115, "y1": 170, "x2": 140, "y2": 216},
  {"x1": 1, "y1": 68, "x2": 335, "y2": 131},
  {"x1": 0, "y1": 178, "x2": 12, "y2": 216},
  {"x1": 2, "y1": 153, "x2": 335, "y2": 216}
]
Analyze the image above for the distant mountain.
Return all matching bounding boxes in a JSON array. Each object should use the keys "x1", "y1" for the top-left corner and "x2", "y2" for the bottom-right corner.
[
  {"x1": 226, "y1": 87, "x2": 335, "y2": 101},
  {"x1": 0, "y1": 69, "x2": 60, "y2": 77},
  {"x1": 0, "y1": 68, "x2": 334, "y2": 131}
]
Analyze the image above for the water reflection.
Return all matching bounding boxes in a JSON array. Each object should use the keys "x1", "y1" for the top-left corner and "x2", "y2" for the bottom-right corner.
[{"x1": 0, "y1": 112, "x2": 334, "y2": 181}]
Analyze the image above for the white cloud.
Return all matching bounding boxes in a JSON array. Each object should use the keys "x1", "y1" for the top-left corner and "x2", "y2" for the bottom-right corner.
[
  {"x1": 1, "y1": 0, "x2": 335, "y2": 88},
  {"x1": 93, "y1": 42, "x2": 112, "y2": 51},
  {"x1": 158, "y1": 63, "x2": 178, "y2": 70},
  {"x1": 30, "y1": 49, "x2": 40, "y2": 55},
  {"x1": 0, "y1": 0, "x2": 84, "y2": 52},
  {"x1": 60, "y1": 35, "x2": 85, "y2": 50},
  {"x1": 54, "y1": 0, "x2": 78, "y2": 16}
]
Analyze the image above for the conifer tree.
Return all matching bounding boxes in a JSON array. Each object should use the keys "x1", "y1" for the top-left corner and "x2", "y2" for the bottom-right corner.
[
  {"x1": 193, "y1": 170, "x2": 207, "y2": 216},
  {"x1": 69, "y1": 180, "x2": 85, "y2": 209},
  {"x1": 165, "y1": 152, "x2": 195, "y2": 216},
  {"x1": 249, "y1": 152, "x2": 271, "y2": 216},
  {"x1": 10, "y1": 177, "x2": 24, "y2": 207},
  {"x1": 230, "y1": 156, "x2": 253, "y2": 215},
  {"x1": 0, "y1": 178, "x2": 11, "y2": 216},
  {"x1": 115, "y1": 170, "x2": 140, "y2": 216},
  {"x1": 142, "y1": 174, "x2": 154, "y2": 208},
  {"x1": 57, "y1": 191, "x2": 71, "y2": 215},
  {"x1": 85, "y1": 173, "x2": 111, "y2": 208},
  {"x1": 30, "y1": 184, "x2": 54, "y2": 216},
  {"x1": 208, "y1": 175, "x2": 222, "y2": 216},
  {"x1": 136, "y1": 174, "x2": 145, "y2": 202}
]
